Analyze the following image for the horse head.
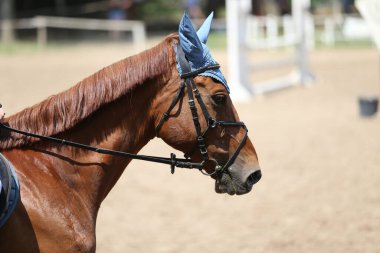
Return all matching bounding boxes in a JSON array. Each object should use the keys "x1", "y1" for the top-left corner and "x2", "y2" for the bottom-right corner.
[{"x1": 154, "y1": 13, "x2": 261, "y2": 195}]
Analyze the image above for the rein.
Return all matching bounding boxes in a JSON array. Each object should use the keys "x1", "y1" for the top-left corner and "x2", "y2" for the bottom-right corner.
[
  {"x1": 0, "y1": 44, "x2": 248, "y2": 176},
  {"x1": 0, "y1": 122, "x2": 203, "y2": 173}
]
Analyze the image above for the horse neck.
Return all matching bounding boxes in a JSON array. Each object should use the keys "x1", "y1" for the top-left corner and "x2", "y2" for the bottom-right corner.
[{"x1": 41, "y1": 78, "x2": 161, "y2": 207}]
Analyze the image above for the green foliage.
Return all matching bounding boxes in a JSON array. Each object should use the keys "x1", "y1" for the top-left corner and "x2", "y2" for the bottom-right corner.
[
  {"x1": 207, "y1": 32, "x2": 227, "y2": 50},
  {"x1": 137, "y1": 0, "x2": 183, "y2": 22},
  {"x1": 312, "y1": 0, "x2": 334, "y2": 4},
  {"x1": 316, "y1": 40, "x2": 375, "y2": 49},
  {"x1": 0, "y1": 41, "x2": 38, "y2": 54}
]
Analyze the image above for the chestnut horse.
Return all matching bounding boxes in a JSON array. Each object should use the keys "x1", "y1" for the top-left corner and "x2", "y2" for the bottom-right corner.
[{"x1": 0, "y1": 34, "x2": 260, "y2": 252}]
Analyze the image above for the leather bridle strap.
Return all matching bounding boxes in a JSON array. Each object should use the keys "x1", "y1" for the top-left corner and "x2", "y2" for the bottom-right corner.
[
  {"x1": 177, "y1": 45, "x2": 215, "y2": 161},
  {"x1": 0, "y1": 122, "x2": 203, "y2": 174},
  {"x1": 184, "y1": 77, "x2": 209, "y2": 161},
  {"x1": 155, "y1": 80, "x2": 185, "y2": 136},
  {"x1": 219, "y1": 123, "x2": 248, "y2": 171}
]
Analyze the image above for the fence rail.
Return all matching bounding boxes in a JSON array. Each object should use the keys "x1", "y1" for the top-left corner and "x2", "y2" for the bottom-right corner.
[{"x1": 2, "y1": 16, "x2": 146, "y2": 48}]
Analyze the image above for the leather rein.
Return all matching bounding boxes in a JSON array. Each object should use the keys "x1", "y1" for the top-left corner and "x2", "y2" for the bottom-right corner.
[{"x1": 0, "y1": 44, "x2": 248, "y2": 176}]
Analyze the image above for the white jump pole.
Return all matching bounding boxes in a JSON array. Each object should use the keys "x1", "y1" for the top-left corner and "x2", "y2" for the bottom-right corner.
[
  {"x1": 227, "y1": 0, "x2": 314, "y2": 98},
  {"x1": 0, "y1": 0, "x2": 15, "y2": 44},
  {"x1": 356, "y1": 0, "x2": 380, "y2": 50},
  {"x1": 356, "y1": 0, "x2": 380, "y2": 99},
  {"x1": 226, "y1": 0, "x2": 252, "y2": 101},
  {"x1": 292, "y1": 0, "x2": 314, "y2": 86}
]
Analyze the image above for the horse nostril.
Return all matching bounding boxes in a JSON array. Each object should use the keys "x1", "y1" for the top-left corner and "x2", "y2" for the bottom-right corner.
[{"x1": 246, "y1": 170, "x2": 262, "y2": 187}]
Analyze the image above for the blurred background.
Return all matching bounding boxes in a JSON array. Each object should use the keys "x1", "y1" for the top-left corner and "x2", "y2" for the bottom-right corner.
[
  {"x1": 1, "y1": 0, "x2": 379, "y2": 252},
  {"x1": 0, "y1": 0, "x2": 376, "y2": 46}
]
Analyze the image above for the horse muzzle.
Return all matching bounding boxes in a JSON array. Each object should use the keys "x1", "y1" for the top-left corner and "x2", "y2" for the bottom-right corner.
[{"x1": 215, "y1": 166, "x2": 262, "y2": 195}]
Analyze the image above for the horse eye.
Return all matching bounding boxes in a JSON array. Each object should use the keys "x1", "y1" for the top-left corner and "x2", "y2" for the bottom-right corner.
[{"x1": 212, "y1": 94, "x2": 227, "y2": 105}]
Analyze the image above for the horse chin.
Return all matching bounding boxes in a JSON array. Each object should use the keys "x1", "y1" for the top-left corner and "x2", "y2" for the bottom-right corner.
[
  {"x1": 215, "y1": 180, "x2": 236, "y2": 195},
  {"x1": 214, "y1": 171, "x2": 252, "y2": 196}
]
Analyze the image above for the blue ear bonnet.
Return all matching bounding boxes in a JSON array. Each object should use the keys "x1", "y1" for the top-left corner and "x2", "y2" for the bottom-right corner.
[{"x1": 176, "y1": 13, "x2": 229, "y2": 92}]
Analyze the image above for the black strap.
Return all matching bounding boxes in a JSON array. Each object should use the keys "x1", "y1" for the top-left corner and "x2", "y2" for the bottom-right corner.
[
  {"x1": 0, "y1": 122, "x2": 203, "y2": 172},
  {"x1": 177, "y1": 45, "x2": 210, "y2": 161},
  {"x1": 155, "y1": 80, "x2": 185, "y2": 136},
  {"x1": 220, "y1": 125, "x2": 248, "y2": 171},
  {"x1": 189, "y1": 78, "x2": 215, "y2": 126},
  {"x1": 180, "y1": 64, "x2": 220, "y2": 79}
]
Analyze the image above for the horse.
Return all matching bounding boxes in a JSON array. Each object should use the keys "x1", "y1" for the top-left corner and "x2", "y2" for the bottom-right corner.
[{"x1": 0, "y1": 18, "x2": 261, "y2": 253}]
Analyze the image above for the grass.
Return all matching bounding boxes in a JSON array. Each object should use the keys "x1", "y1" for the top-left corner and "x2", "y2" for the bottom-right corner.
[
  {"x1": 0, "y1": 33, "x2": 375, "y2": 55},
  {"x1": 205, "y1": 31, "x2": 376, "y2": 51},
  {"x1": 315, "y1": 39, "x2": 376, "y2": 49},
  {"x1": 207, "y1": 32, "x2": 227, "y2": 50},
  {"x1": 0, "y1": 41, "x2": 40, "y2": 55},
  {"x1": 0, "y1": 38, "x2": 130, "y2": 55}
]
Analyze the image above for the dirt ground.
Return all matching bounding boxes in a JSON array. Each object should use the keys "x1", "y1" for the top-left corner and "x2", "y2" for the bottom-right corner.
[{"x1": 0, "y1": 41, "x2": 379, "y2": 253}]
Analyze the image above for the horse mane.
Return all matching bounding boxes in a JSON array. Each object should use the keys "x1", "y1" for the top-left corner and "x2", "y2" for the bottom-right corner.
[{"x1": 0, "y1": 34, "x2": 179, "y2": 149}]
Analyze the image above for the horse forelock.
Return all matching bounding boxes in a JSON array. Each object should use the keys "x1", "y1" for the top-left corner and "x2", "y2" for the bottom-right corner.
[{"x1": 0, "y1": 34, "x2": 179, "y2": 149}]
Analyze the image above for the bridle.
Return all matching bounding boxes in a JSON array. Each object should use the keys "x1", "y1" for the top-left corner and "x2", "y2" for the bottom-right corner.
[
  {"x1": 155, "y1": 45, "x2": 248, "y2": 176},
  {"x1": 0, "y1": 44, "x2": 248, "y2": 176}
]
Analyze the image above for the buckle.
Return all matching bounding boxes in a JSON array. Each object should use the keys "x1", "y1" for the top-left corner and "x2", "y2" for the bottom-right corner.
[
  {"x1": 208, "y1": 118, "x2": 217, "y2": 128},
  {"x1": 170, "y1": 153, "x2": 176, "y2": 174},
  {"x1": 200, "y1": 148, "x2": 208, "y2": 155}
]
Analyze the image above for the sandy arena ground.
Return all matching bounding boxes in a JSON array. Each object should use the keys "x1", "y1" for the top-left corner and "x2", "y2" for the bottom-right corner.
[{"x1": 0, "y1": 40, "x2": 379, "y2": 253}]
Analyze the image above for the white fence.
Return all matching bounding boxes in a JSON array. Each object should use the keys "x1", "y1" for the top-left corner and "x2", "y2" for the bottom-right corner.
[
  {"x1": 315, "y1": 14, "x2": 374, "y2": 46},
  {"x1": 2, "y1": 16, "x2": 146, "y2": 48},
  {"x1": 356, "y1": 0, "x2": 380, "y2": 50},
  {"x1": 226, "y1": 0, "x2": 314, "y2": 100}
]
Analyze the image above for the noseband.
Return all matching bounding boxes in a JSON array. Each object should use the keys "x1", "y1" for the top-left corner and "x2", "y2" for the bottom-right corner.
[
  {"x1": 155, "y1": 45, "x2": 248, "y2": 176},
  {"x1": 0, "y1": 44, "x2": 248, "y2": 176}
]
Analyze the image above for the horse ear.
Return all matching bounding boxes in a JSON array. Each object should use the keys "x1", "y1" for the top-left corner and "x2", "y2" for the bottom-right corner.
[
  {"x1": 179, "y1": 13, "x2": 204, "y2": 58},
  {"x1": 197, "y1": 12, "x2": 214, "y2": 44}
]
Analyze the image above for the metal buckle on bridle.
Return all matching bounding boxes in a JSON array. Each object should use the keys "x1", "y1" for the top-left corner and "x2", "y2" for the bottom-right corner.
[
  {"x1": 208, "y1": 118, "x2": 217, "y2": 128},
  {"x1": 199, "y1": 159, "x2": 222, "y2": 176}
]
